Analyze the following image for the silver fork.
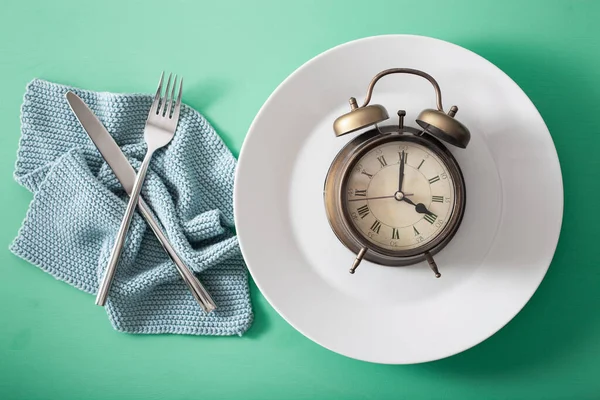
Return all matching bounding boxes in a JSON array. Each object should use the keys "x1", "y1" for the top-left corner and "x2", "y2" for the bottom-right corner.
[{"x1": 96, "y1": 73, "x2": 199, "y2": 307}]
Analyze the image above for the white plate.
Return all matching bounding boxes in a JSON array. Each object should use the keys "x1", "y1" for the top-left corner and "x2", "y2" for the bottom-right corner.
[{"x1": 234, "y1": 35, "x2": 563, "y2": 364}]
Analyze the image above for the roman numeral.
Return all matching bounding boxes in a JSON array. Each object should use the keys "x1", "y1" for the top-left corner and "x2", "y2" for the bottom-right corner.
[
  {"x1": 432, "y1": 195, "x2": 444, "y2": 203},
  {"x1": 357, "y1": 205, "x2": 370, "y2": 219},
  {"x1": 361, "y1": 170, "x2": 373, "y2": 179},
  {"x1": 392, "y1": 228, "x2": 400, "y2": 239},
  {"x1": 428, "y1": 175, "x2": 440, "y2": 184},
  {"x1": 413, "y1": 226, "x2": 420, "y2": 236},
  {"x1": 377, "y1": 156, "x2": 387, "y2": 167},
  {"x1": 370, "y1": 220, "x2": 382, "y2": 234},
  {"x1": 423, "y1": 213, "x2": 438, "y2": 224},
  {"x1": 417, "y1": 159, "x2": 425, "y2": 169},
  {"x1": 398, "y1": 151, "x2": 408, "y2": 164},
  {"x1": 354, "y1": 189, "x2": 367, "y2": 197}
]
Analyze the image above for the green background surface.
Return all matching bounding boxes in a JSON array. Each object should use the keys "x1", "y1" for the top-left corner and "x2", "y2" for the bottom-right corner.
[{"x1": 1, "y1": 0, "x2": 598, "y2": 399}]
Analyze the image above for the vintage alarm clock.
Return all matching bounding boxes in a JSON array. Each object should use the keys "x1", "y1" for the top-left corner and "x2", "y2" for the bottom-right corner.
[{"x1": 323, "y1": 68, "x2": 470, "y2": 277}]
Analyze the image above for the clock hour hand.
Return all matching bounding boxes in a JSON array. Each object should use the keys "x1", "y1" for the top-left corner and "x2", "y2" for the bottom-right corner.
[
  {"x1": 415, "y1": 203, "x2": 435, "y2": 216},
  {"x1": 402, "y1": 197, "x2": 435, "y2": 216},
  {"x1": 402, "y1": 196, "x2": 417, "y2": 207}
]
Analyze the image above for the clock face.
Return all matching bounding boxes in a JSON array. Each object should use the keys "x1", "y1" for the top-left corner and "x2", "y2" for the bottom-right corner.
[{"x1": 344, "y1": 139, "x2": 456, "y2": 252}]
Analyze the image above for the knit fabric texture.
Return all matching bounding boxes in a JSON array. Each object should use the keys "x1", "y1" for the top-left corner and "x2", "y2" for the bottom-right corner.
[{"x1": 10, "y1": 79, "x2": 253, "y2": 335}]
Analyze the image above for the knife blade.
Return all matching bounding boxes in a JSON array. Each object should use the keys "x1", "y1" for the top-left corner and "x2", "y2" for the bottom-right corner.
[{"x1": 65, "y1": 91, "x2": 216, "y2": 312}]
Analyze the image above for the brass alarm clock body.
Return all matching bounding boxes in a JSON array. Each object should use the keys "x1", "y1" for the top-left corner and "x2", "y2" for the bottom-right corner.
[
  {"x1": 323, "y1": 68, "x2": 471, "y2": 276},
  {"x1": 323, "y1": 124, "x2": 466, "y2": 270}
]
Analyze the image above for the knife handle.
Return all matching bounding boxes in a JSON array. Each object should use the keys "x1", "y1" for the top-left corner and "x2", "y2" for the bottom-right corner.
[
  {"x1": 96, "y1": 152, "x2": 216, "y2": 312},
  {"x1": 137, "y1": 197, "x2": 217, "y2": 313}
]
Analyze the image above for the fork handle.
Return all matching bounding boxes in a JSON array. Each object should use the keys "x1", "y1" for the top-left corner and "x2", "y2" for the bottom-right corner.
[
  {"x1": 96, "y1": 160, "x2": 216, "y2": 312},
  {"x1": 96, "y1": 151, "x2": 154, "y2": 306}
]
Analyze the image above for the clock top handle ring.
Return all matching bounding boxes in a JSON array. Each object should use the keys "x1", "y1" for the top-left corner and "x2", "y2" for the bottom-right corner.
[
  {"x1": 332, "y1": 68, "x2": 471, "y2": 149},
  {"x1": 360, "y1": 68, "x2": 444, "y2": 110}
]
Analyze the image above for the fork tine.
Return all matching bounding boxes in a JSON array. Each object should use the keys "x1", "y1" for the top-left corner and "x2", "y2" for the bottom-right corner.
[
  {"x1": 172, "y1": 77, "x2": 183, "y2": 121},
  {"x1": 166, "y1": 75, "x2": 177, "y2": 118},
  {"x1": 150, "y1": 71, "x2": 164, "y2": 115},
  {"x1": 158, "y1": 73, "x2": 172, "y2": 116}
]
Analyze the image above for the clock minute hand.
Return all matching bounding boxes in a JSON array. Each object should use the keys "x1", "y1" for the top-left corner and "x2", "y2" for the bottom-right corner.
[{"x1": 398, "y1": 150, "x2": 405, "y2": 192}]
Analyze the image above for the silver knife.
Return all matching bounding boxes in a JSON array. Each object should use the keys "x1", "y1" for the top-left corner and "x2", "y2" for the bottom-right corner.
[{"x1": 65, "y1": 91, "x2": 216, "y2": 312}]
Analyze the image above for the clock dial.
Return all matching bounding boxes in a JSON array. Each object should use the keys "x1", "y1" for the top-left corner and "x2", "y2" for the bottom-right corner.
[{"x1": 345, "y1": 140, "x2": 455, "y2": 251}]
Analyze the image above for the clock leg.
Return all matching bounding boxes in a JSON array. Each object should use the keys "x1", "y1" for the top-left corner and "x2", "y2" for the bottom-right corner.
[
  {"x1": 349, "y1": 247, "x2": 368, "y2": 274},
  {"x1": 425, "y1": 252, "x2": 441, "y2": 278}
]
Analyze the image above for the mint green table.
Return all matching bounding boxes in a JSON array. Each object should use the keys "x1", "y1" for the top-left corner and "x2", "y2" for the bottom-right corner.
[{"x1": 1, "y1": 1, "x2": 598, "y2": 398}]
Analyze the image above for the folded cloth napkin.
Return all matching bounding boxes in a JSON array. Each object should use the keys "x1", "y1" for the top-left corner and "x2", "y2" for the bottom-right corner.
[{"x1": 10, "y1": 79, "x2": 253, "y2": 335}]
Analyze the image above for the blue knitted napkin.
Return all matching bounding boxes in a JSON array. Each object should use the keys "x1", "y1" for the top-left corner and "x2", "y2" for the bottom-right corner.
[{"x1": 10, "y1": 79, "x2": 253, "y2": 335}]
